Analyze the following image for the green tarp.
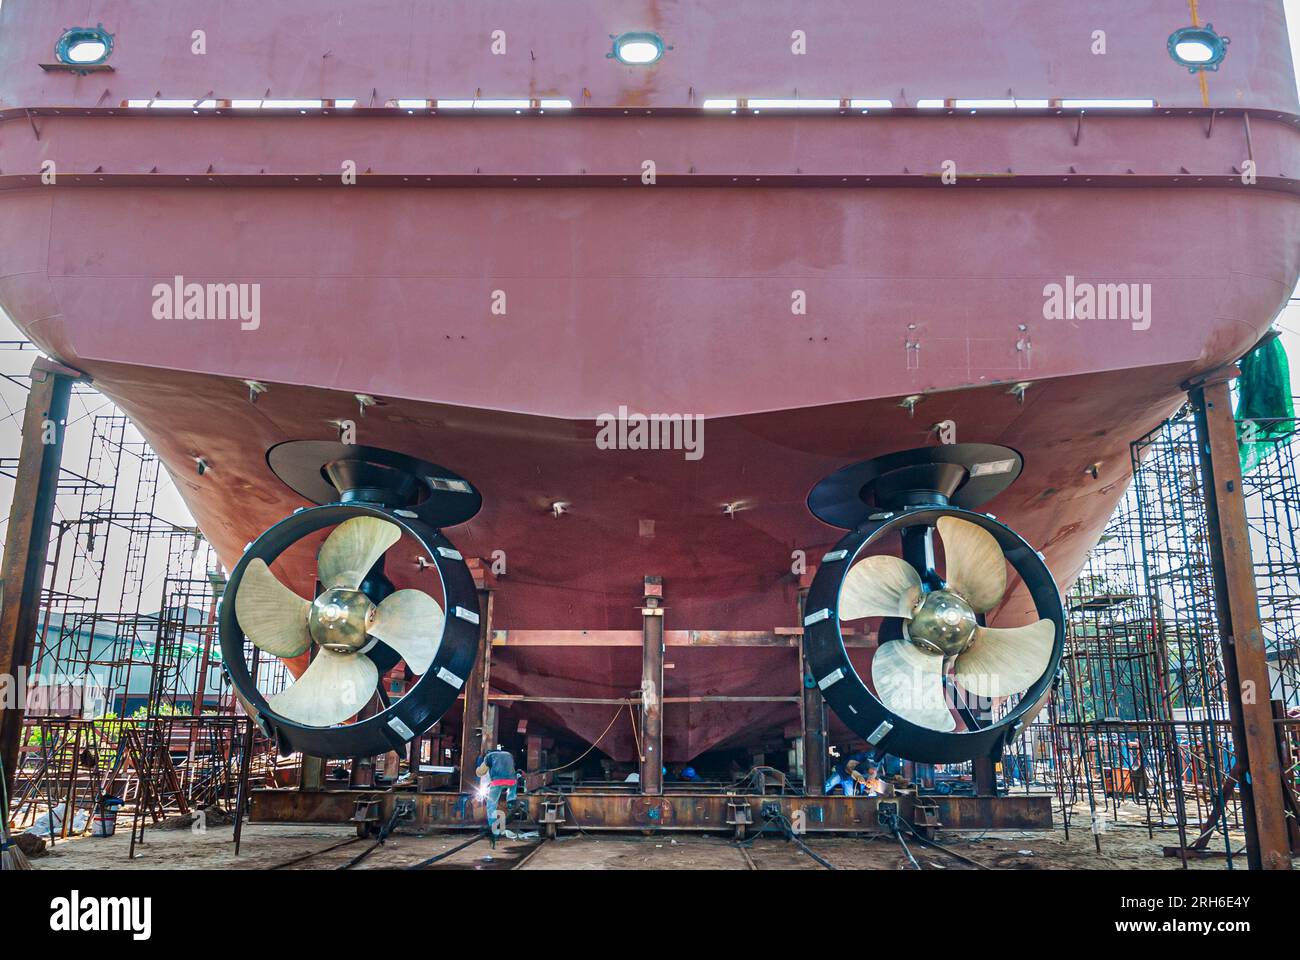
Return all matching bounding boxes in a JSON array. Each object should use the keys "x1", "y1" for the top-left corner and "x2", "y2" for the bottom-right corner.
[{"x1": 1234, "y1": 335, "x2": 1296, "y2": 473}]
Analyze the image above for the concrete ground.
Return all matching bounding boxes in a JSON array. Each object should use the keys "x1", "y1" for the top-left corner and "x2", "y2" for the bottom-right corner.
[{"x1": 22, "y1": 798, "x2": 1280, "y2": 870}]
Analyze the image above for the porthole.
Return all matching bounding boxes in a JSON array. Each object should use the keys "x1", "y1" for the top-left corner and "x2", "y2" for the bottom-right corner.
[
  {"x1": 1167, "y1": 24, "x2": 1229, "y2": 73},
  {"x1": 608, "y1": 32, "x2": 665, "y2": 65},
  {"x1": 56, "y1": 25, "x2": 114, "y2": 66}
]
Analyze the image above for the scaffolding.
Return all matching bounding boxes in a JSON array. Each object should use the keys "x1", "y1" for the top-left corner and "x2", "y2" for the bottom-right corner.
[
  {"x1": 0, "y1": 347, "x2": 291, "y2": 849},
  {"x1": 4, "y1": 340, "x2": 1297, "y2": 862},
  {"x1": 1025, "y1": 401, "x2": 1300, "y2": 865}
]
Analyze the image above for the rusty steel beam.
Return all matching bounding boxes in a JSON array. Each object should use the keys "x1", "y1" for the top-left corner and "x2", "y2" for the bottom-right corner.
[
  {"x1": 1189, "y1": 372, "x2": 1292, "y2": 871},
  {"x1": 801, "y1": 657, "x2": 827, "y2": 797},
  {"x1": 0, "y1": 357, "x2": 82, "y2": 803},
  {"x1": 250, "y1": 787, "x2": 395, "y2": 825},
  {"x1": 3, "y1": 112, "x2": 1297, "y2": 196},
  {"x1": 490, "y1": 628, "x2": 873, "y2": 647},
  {"x1": 799, "y1": 576, "x2": 827, "y2": 796},
  {"x1": 640, "y1": 577, "x2": 664, "y2": 796},
  {"x1": 1273, "y1": 701, "x2": 1300, "y2": 853},
  {"x1": 247, "y1": 788, "x2": 1054, "y2": 834},
  {"x1": 457, "y1": 585, "x2": 493, "y2": 793},
  {"x1": 486, "y1": 694, "x2": 796, "y2": 705}
]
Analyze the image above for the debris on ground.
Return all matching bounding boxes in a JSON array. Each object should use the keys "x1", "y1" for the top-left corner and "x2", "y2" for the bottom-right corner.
[
  {"x1": 24, "y1": 803, "x2": 89, "y2": 838},
  {"x1": 15, "y1": 832, "x2": 47, "y2": 858}
]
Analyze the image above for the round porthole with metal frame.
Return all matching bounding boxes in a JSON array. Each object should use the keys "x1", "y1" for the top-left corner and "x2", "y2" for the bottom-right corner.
[
  {"x1": 55, "y1": 24, "x2": 114, "y2": 66},
  {"x1": 608, "y1": 31, "x2": 667, "y2": 65},
  {"x1": 1167, "y1": 23, "x2": 1230, "y2": 73}
]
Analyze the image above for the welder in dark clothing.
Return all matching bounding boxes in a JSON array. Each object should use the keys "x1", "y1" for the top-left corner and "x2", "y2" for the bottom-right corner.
[
  {"x1": 475, "y1": 746, "x2": 517, "y2": 840},
  {"x1": 825, "y1": 749, "x2": 875, "y2": 796}
]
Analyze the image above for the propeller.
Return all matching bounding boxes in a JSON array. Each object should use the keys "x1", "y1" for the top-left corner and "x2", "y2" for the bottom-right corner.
[
  {"x1": 838, "y1": 516, "x2": 1055, "y2": 731},
  {"x1": 234, "y1": 516, "x2": 443, "y2": 727}
]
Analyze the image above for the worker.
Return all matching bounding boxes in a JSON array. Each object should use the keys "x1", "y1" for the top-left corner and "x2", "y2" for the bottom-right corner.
[
  {"x1": 474, "y1": 744, "x2": 517, "y2": 843},
  {"x1": 857, "y1": 761, "x2": 887, "y2": 797},
  {"x1": 680, "y1": 765, "x2": 699, "y2": 782},
  {"x1": 876, "y1": 752, "x2": 904, "y2": 779},
  {"x1": 824, "y1": 748, "x2": 875, "y2": 796}
]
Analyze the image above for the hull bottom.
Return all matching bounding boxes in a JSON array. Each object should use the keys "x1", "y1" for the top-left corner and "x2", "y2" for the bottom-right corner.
[{"x1": 81, "y1": 357, "x2": 1196, "y2": 761}]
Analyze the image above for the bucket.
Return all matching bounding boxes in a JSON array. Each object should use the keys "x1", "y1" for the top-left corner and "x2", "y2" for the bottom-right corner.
[{"x1": 93, "y1": 796, "x2": 123, "y2": 837}]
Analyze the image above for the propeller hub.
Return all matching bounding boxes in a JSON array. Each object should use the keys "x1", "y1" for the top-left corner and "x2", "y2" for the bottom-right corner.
[
  {"x1": 308, "y1": 587, "x2": 375, "y2": 653},
  {"x1": 904, "y1": 590, "x2": 977, "y2": 658}
]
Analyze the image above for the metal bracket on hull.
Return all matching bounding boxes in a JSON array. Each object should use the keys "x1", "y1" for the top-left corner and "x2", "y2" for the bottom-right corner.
[
  {"x1": 267, "y1": 439, "x2": 481, "y2": 528},
  {"x1": 807, "y1": 443, "x2": 1022, "y2": 529}
]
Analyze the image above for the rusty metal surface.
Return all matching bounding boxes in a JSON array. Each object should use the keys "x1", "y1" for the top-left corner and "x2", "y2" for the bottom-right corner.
[
  {"x1": 248, "y1": 787, "x2": 1053, "y2": 833},
  {"x1": 4, "y1": 112, "x2": 1299, "y2": 192},
  {"x1": 249, "y1": 788, "x2": 395, "y2": 825},
  {"x1": 640, "y1": 578, "x2": 664, "y2": 795},
  {"x1": 458, "y1": 589, "x2": 493, "y2": 792}
]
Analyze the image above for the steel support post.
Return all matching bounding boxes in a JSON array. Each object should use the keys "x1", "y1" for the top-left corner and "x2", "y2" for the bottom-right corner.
[
  {"x1": 1189, "y1": 371, "x2": 1292, "y2": 870},
  {"x1": 799, "y1": 576, "x2": 827, "y2": 795},
  {"x1": 301, "y1": 755, "x2": 324, "y2": 791},
  {"x1": 640, "y1": 576, "x2": 664, "y2": 795},
  {"x1": 458, "y1": 584, "x2": 494, "y2": 793},
  {"x1": 0, "y1": 358, "x2": 82, "y2": 804}
]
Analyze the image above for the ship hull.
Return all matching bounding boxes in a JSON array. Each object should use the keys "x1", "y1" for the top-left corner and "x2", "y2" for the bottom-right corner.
[
  {"x1": 5, "y1": 181, "x2": 1300, "y2": 763},
  {"x1": 3, "y1": 0, "x2": 1300, "y2": 761}
]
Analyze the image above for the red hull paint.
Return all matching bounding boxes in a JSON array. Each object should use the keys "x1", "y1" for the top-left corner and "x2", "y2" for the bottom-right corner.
[{"x1": 2, "y1": 1, "x2": 1299, "y2": 760}]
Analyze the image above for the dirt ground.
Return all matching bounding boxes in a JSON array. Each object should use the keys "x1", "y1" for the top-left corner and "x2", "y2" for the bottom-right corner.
[{"x1": 23, "y1": 798, "x2": 1286, "y2": 870}]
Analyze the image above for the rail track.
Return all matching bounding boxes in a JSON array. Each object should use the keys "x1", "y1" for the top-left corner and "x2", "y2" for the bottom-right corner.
[{"x1": 267, "y1": 830, "x2": 548, "y2": 870}]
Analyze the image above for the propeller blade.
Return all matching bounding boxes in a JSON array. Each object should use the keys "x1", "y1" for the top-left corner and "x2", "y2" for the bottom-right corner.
[
  {"x1": 840, "y1": 555, "x2": 922, "y2": 620},
  {"x1": 870, "y1": 639, "x2": 956, "y2": 732},
  {"x1": 937, "y1": 516, "x2": 1007, "y2": 613},
  {"x1": 232, "y1": 686, "x2": 261, "y2": 723},
  {"x1": 317, "y1": 516, "x2": 402, "y2": 590},
  {"x1": 369, "y1": 589, "x2": 444, "y2": 675},
  {"x1": 234, "y1": 559, "x2": 312, "y2": 658},
  {"x1": 268, "y1": 648, "x2": 379, "y2": 727},
  {"x1": 954, "y1": 619, "x2": 1056, "y2": 699}
]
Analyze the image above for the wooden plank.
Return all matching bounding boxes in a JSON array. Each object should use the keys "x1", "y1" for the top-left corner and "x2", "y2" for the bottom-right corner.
[
  {"x1": 0, "y1": 358, "x2": 81, "y2": 802},
  {"x1": 1189, "y1": 374, "x2": 1292, "y2": 870}
]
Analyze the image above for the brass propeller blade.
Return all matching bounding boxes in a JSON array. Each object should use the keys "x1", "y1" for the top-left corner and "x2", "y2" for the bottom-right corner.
[
  {"x1": 936, "y1": 516, "x2": 1007, "y2": 613},
  {"x1": 953, "y1": 619, "x2": 1056, "y2": 699},
  {"x1": 840, "y1": 555, "x2": 923, "y2": 620},
  {"x1": 870, "y1": 639, "x2": 956, "y2": 732},
  {"x1": 268, "y1": 648, "x2": 379, "y2": 727},
  {"x1": 317, "y1": 516, "x2": 402, "y2": 591},
  {"x1": 234, "y1": 559, "x2": 312, "y2": 658},
  {"x1": 369, "y1": 589, "x2": 444, "y2": 675}
]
